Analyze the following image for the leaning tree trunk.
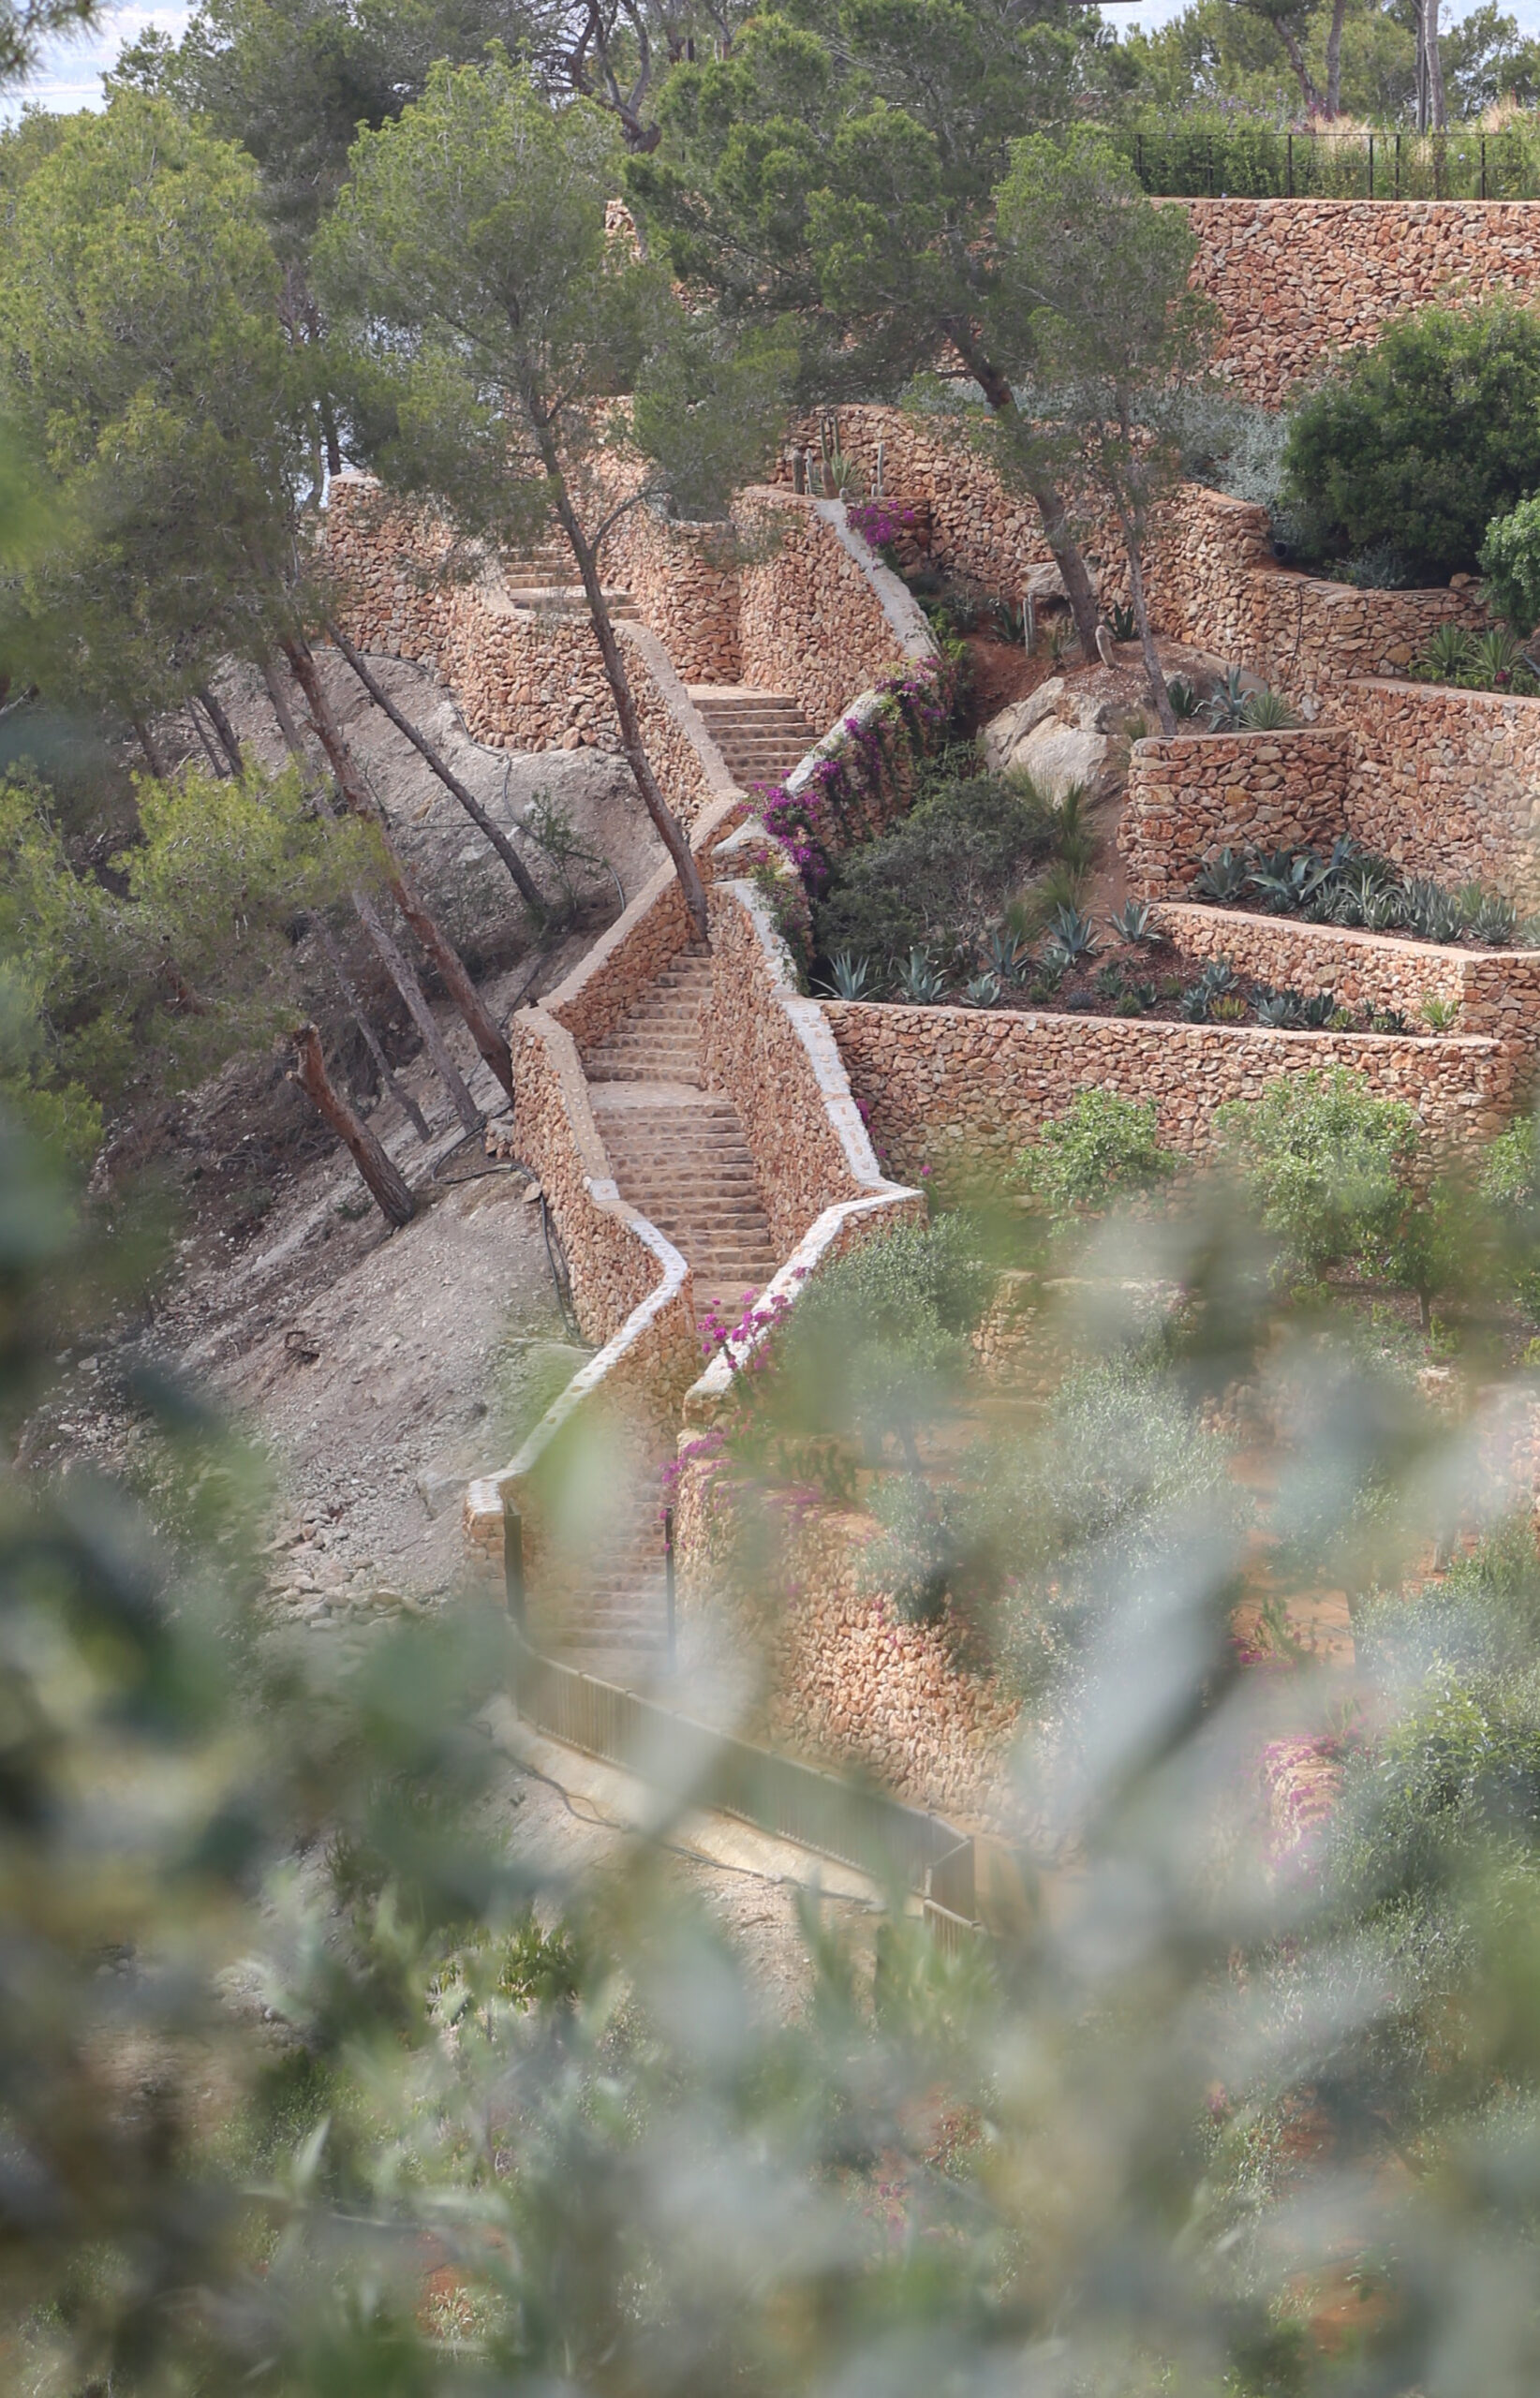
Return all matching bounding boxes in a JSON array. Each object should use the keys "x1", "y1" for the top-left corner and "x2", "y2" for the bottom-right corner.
[
  {"x1": 289, "y1": 1023, "x2": 415, "y2": 1227},
  {"x1": 528, "y1": 416, "x2": 711, "y2": 944},
  {"x1": 309, "y1": 911, "x2": 434, "y2": 1144},
  {"x1": 943, "y1": 322, "x2": 1103, "y2": 663},
  {"x1": 324, "y1": 617, "x2": 548, "y2": 918},
  {"x1": 262, "y1": 659, "x2": 483, "y2": 1136},
  {"x1": 198, "y1": 684, "x2": 244, "y2": 775},
  {"x1": 282, "y1": 637, "x2": 517, "y2": 1104}
]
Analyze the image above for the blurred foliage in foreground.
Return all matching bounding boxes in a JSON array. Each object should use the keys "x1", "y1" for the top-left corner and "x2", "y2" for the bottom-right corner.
[{"x1": 9, "y1": 1085, "x2": 1540, "y2": 2397}]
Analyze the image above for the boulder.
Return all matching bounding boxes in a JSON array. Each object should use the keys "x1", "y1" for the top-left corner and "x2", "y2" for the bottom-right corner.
[{"x1": 983, "y1": 678, "x2": 1109, "y2": 798}]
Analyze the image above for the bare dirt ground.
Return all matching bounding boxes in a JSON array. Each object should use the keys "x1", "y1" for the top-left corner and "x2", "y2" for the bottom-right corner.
[{"x1": 27, "y1": 653, "x2": 671, "y2": 1620}]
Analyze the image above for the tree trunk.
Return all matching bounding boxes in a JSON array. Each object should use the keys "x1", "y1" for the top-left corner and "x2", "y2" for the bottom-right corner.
[
  {"x1": 198, "y1": 684, "x2": 244, "y2": 774},
  {"x1": 188, "y1": 698, "x2": 230, "y2": 779},
  {"x1": 1425, "y1": 0, "x2": 1447, "y2": 130},
  {"x1": 289, "y1": 1023, "x2": 415, "y2": 1227},
  {"x1": 323, "y1": 617, "x2": 548, "y2": 918},
  {"x1": 527, "y1": 413, "x2": 711, "y2": 944},
  {"x1": 282, "y1": 636, "x2": 517, "y2": 1104},
  {"x1": 262, "y1": 659, "x2": 484, "y2": 1136},
  {"x1": 128, "y1": 711, "x2": 163, "y2": 778},
  {"x1": 309, "y1": 911, "x2": 434, "y2": 1143},
  {"x1": 1324, "y1": 0, "x2": 1350, "y2": 114},
  {"x1": 942, "y1": 322, "x2": 1102, "y2": 660},
  {"x1": 1276, "y1": 18, "x2": 1325, "y2": 115},
  {"x1": 1122, "y1": 514, "x2": 1176, "y2": 735}
]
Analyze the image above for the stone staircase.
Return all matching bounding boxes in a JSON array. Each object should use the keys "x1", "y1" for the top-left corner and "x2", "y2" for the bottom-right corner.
[
  {"x1": 503, "y1": 547, "x2": 641, "y2": 620},
  {"x1": 585, "y1": 949, "x2": 780, "y2": 1324},
  {"x1": 687, "y1": 685, "x2": 819, "y2": 791},
  {"x1": 532, "y1": 1501, "x2": 671, "y2": 1665}
]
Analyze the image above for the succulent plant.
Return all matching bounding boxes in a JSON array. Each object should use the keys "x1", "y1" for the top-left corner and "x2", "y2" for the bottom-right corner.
[
  {"x1": 1108, "y1": 898, "x2": 1161, "y2": 945},
  {"x1": 895, "y1": 946, "x2": 946, "y2": 1004},
  {"x1": 825, "y1": 950, "x2": 874, "y2": 1000},
  {"x1": 1193, "y1": 846, "x2": 1251, "y2": 904}
]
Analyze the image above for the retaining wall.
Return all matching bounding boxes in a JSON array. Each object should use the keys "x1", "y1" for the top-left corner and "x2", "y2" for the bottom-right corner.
[
  {"x1": 1185, "y1": 199, "x2": 1540, "y2": 408},
  {"x1": 1334, "y1": 679, "x2": 1540, "y2": 906},
  {"x1": 1153, "y1": 904, "x2": 1540, "y2": 1044},
  {"x1": 826, "y1": 1001, "x2": 1519, "y2": 1191},
  {"x1": 1122, "y1": 728, "x2": 1354, "y2": 896},
  {"x1": 602, "y1": 503, "x2": 742, "y2": 683},
  {"x1": 320, "y1": 476, "x2": 732, "y2": 826},
  {"x1": 735, "y1": 488, "x2": 935, "y2": 733}
]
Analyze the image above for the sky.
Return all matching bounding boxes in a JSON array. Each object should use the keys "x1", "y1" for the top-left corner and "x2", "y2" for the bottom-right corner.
[{"x1": 13, "y1": 0, "x2": 1540, "y2": 120}]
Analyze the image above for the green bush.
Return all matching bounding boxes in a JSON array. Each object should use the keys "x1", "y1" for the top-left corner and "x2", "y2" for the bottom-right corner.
[
  {"x1": 1479, "y1": 492, "x2": 1540, "y2": 638},
  {"x1": 1215, "y1": 1066, "x2": 1420, "y2": 1280},
  {"x1": 1011, "y1": 1088, "x2": 1178, "y2": 1221},
  {"x1": 763, "y1": 1214, "x2": 993, "y2": 1466},
  {"x1": 1281, "y1": 301, "x2": 1540, "y2": 584},
  {"x1": 811, "y1": 766, "x2": 1057, "y2": 969}
]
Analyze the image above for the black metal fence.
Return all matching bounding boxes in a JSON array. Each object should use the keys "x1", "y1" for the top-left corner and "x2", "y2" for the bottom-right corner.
[{"x1": 1131, "y1": 124, "x2": 1540, "y2": 201}]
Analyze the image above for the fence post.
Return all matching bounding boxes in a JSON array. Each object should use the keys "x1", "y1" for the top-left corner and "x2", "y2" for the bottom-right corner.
[
  {"x1": 1369, "y1": 134, "x2": 1373, "y2": 198},
  {"x1": 502, "y1": 1491, "x2": 526, "y2": 1633},
  {"x1": 663, "y1": 1505, "x2": 677, "y2": 1672},
  {"x1": 1135, "y1": 130, "x2": 1143, "y2": 186},
  {"x1": 1207, "y1": 133, "x2": 1213, "y2": 196},
  {"x1": 1481, "y1": 134, "x2": 1487, "y2": 200},
  {"x1": 1396, "y1": 133, "x2": 1400, "y2": 199},
  {"x1": 1286, "y1": 132, "x2": 1293, "y2": 199}
]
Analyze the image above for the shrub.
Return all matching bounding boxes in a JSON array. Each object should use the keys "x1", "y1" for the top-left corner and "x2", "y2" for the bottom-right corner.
[
  {"x1": 1281, "y1": 300, "x2": 1540, "y2": 584},
  {"x1": 1480, "y1": 492, "x2": 1540, "y2": 637},
  {"x1": 812, "y1": 767, "x2": 1057, "y2": 965},
  {"x1": 1215, "y1": 1066, "x2": 1419, "y2": 1281},
  {"x1": 1012, "y1": 1088, "x2": 1178, "y2": 1221}
]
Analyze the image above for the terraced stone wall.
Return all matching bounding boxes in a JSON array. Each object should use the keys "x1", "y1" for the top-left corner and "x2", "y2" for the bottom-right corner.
[
  {"x1": 1334, "y1": 679, "x2": 1540, "y2": 906},
  {"x1": 826, "y1": 1001, "x2": 1519, "y2": 1191},
  {"x1": 1185, "y1": 199, "x2": 1540, "y2": 407},
  {"x1": 1154, "y1": 903, "x2": 1540, "y2": 1044},
  {"x1": 602, "y1": 504, "x2": 742, "y2": 683},
  {"x1": 735, "y1": 487, "x2": 929, "y2": 731},
  {"x1": 778, "y1": 411, "x2": 1478, "y2": 704},
  {"x1": 1122, "y1": 728, "x2": 1354, "y2": 896},
  {"x1": 320, "y1": 477, "x2": 725, "y2": 826}
]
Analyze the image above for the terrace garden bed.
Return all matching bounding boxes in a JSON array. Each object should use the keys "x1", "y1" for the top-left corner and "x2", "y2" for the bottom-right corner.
[{"x1": 1182, "y1": 834, "x2": 1540, "y2": 948}]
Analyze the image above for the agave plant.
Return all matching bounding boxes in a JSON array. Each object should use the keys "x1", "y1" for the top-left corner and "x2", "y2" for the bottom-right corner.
[
  {"x1": 1107, "y1": 601, "x2": 1138, "y2": 644},
  {"x1": 1239, "y1": 688, "x2": 1300, "y2": 731},
  {"x1": 1209, "y1": 994, "x2": 1248, "y2": 1021},
  {"x1": 1047, "y1": 902, "x2": 1099, "y2": 966},
  {"x1": 1421, "y1": 994, "x2": 1461, "y2": 1032},
  {"x1": 1418, "y1": 622, "x2": 1476, "y2": 683},
  {"x1": 1193, "y1": 846, "x2": 1251, "y2": 904},
  {"x1": 1165, "y1": 676, "x2": 1202, "y2": 719},
  {"x1": 1359, "y1": 883, "x2": 1409, "y2": 933},
  {"x1": 1108, "y1": 898, "x2": 1162, "y2": 945},
  {"x1": 1253, "y1": 985, "x2": 1303, "y2": 1029},
  {"x1": 1177, "y1": 983, "x2": 1212, "y2": 1022},
  {"x1": 964, "y1": 971, "x2": 1001, "y2": 1008},
  {"x1": 896, "y1": 946, "x2": 946, "y2": 1004},
  {"x1": 825, "y1": 950, "x2": 874, "y2": 1000},
  {"x1": 1467, "y1": 890, "x2": 1518, "y2": 945},
  {"x1": 1248, "y1": 849, "x2": 1324, "y2": 913},
  {"x1": 1400, "y1": 877, "x2": 1458, "y2": 940},
  {"x1": 1471, "y1": 626, "x2": 1524, "y2": 688},
  {"x1": 1203, "y1": 667, "x2": 1250, "y2": 731},
  {"x1": 986, "y1": 925, "x2": 1033, "y2": 984},
  {"x1": 1297, "y1": 991, "x2": 1338, "y2": 1029},
  {"x1": 1198, "y1": 956, "x2": 1238, "y2": 998}
]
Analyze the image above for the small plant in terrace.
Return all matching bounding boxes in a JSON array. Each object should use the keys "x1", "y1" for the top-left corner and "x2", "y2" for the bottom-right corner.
[
  {"x1": 1215, "y1": 1065, "x2": 1421, "y2": 1283},
  {"x1": 1421, "y1": 994, "x2": 1461, "y2": 1032},
  {"x1": 1417, "y1": 622, "x2": 1476, "y2": 684},
  {"x1": 1165, "y1": 675, "x2": 1202, "y2": 719},
  {"x1": 824, "y1": 950, "x2": 874, "y2": 1000},
  {"x1": 986, "y1": 925, "x2": 1033, "y2": 984},
  {"x1": 1011, "y1": 1088, "x2": 1178, "y2": 1221},
  {"x1": 965, "y1": 972, "x2": 1001, "y2": 1008},
  {"x1": 1240, "y1": 687, "x2": 1300, "y2": 731},
  {"x1": 1106, "y1": 601, "x2": 1137, "y2": 644},
  {"x1": 1108, "y1": 897, "x2": 1162, "y2": 945},
  {"x1": 1193, "y1": 846, "x2": 1250, "y2": 903},
  {"x1": 896, "y1": 945, "x2": 946, "y2": 1003},
  {"x1": 1203, "y1": 667, "x2": 1251, "y2": 730},
  {"x1": 1464, "y1": 888, "x2": 1518, "y2": 945},
  {"x1": 1044, "y1": 902, "x2": 1098, "y2": 968}
]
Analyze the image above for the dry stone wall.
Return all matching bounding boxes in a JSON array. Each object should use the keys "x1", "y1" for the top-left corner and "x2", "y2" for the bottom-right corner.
[
  {"x1": 779, "y1": 410, "x2": 1478, "y2": 705},
  {"x1": 320, "y1": 477, "x2": 726, "y2": 826},
  {"x1": 735, "y1": 488, "x2": 926, "y2": 729},
  {"x1": 1154, "y1": 903, "x2": 1540, "y2": 1044},
  {"x1": 602, "y1": 503, "x2": 742, "y2": 683},
  {"x1": 826, "y1": 1001, "x2": 1519, "y2": 1192},
  {"x1": 1185, "y1": 199, "x2": 1540, "y2": 407},
  {"x1": 1122, "y1": 728, "x2": 1354, "y2": 895},
  {"x1": 1335, "y1": 679, "x2": 1540, "y2": 906}
]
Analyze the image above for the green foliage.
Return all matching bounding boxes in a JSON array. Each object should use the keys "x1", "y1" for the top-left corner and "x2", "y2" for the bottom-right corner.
[
  {"x1": 0, "y1": 90, "x2": 311, "y2": 725},
  {"x1": 1281, "y1": 300, "x2": 1540, "y2": 584},
  {"x1": 812, "y1": 765, "x2": 1058, "y2": 968},
  {"x1": 1012, "y1": 1088, "x2": 1179, "y2": 1221},
  {"x1": 757, "y1": 1214, "x2": 993, "y2": 1465},
  {"x1": 1216, "y1": 1065, "x2": 1420, "y2": 1280},
  {"x1": 1479, "y1": 490, "x2": 1540, "y2": 639},
  {"x1": 0, "y1": 760, "x2": 365, "y2": 1155}
]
